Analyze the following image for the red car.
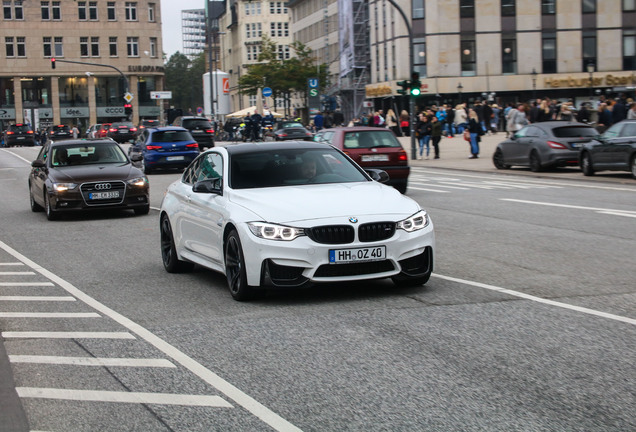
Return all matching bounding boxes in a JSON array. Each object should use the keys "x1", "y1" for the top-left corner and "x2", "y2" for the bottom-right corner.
[
  {"x1": 313, "y1": 127, "x2": 410, "y2": 193},
  {"x1": 97, "y1": 123, "x2": 112, "y2": 138}
]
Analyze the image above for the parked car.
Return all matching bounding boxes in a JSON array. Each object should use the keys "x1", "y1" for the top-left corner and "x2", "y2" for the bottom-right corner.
[
  {"x1": 136, "y1": 119, "x2": 160, "y2": 136},
  {"x1": 159, "y1": 141, "x2": 434, "y2": 301},
  {"x1": 131, "y1": 126, "x2": 200, "y2": 174},
  {"x1": 579, "y1": 119, "x2": 636, "y2": 179},
  {"x1": 46, "y1": 124, "x2": 73, "y2": 141},
  {"x1": 85, "y1": 124, "x2": 102, "y2": 139},
  {"x1": 97, "y1": 123, "x2": 112, "y2": 138},
  {"x1": 28, "y1": 139, "x2": 149, "y2": 220},
  {"x1": 107, "y1": 121, "x2": 137, "y2": 143},
  {"x1": 4, "y1": 123, "x2": 37, "y2": 146},
  {"x1": 273, "y1": 121, "x2": 314, "y2": 141},
  {"x1": 313, "y1": 126, "x2": 410, "y2": 193},
  {"x1": 172, "y1": 116, "x2": 214, "y2": 150},
  {"x1": 492, "y1": 121, "x2": 599, "y2": 172}
]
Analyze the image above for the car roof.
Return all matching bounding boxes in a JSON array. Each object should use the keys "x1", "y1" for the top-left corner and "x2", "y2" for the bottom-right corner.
[
  {"x1": 319, "y1": 126, "x2": 394, "y2": 133},
  {"x1": 224, "y1": 141, "x2": 331, "y2": 155},
  {"x1": 49, "y1": 139, "x2": 117, "y2": 147},
  {"x1": 149, "y1": 126, "x2": 188, "y2": 132}
]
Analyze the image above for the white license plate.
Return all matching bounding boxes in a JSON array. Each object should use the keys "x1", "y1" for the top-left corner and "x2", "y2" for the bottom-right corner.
[
  {"x1": 89, "y1": 191, "x2": 119, "y2": 200},
  {"x1": 329, "y1": 246, "x2": 386, "y2": 264},
  {"x1": 361, "y1": 154, "x2": 389, "y2": 162},
  {"x1": 166, "y1": 156, "x2": 184, "y2": 161}
]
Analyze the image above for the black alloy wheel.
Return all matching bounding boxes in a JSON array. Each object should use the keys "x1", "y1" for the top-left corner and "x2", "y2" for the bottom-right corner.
[
  {"x1": 529, "y1": 151, "x2": 542, "y2": 172},
  {"x1": 224, "y1": 229, "x2": 255, "y2": 301},
  {"x1": 160, "y1": 215, "x2": 194, "y2": 273},
  {"x1": 44, "y1": 190, "x2": 58, "y2": 221},
  {"x1": 493, "y1": 148, "x2": 510, "y2": 169},
  {"x1": 29, "y1": 183, "x2": 43, "y2": 212},
  {"x1": 581, "y1": 152, "x2": 595, "y2": 176}
]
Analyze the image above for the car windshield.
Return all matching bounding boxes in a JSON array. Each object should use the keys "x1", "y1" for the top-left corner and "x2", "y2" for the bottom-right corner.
[
  {"x1": 552, "y1": 126, "x2": 598, "y2": 138},
  {"x1": 230, "y1": 148, "x2": 368, "y2": 189},
  {"x1": 182, "y1": 119, "x2": 212, "y2": 129},
  {"x1": 343, "y1": 131, "x2": 402, "y2": 149},
  {"x1": 151, "y1": 130, "x2": 193, "y2": 142},
  {"x1": 51, "y1": 143, "x2": 128, "y2": 167},
  {"x1": 281, "y1": 122, "x2": 304, "y2": 129},
  {"x1": 11, "y1": 124, "x2": 32, "y2": 132}
]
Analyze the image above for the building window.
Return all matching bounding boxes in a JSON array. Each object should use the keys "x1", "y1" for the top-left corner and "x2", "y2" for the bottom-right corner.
[
  {"x1": 43, "y1": 36, "x2": 52, "y2": 57},
  {"x1": 412, "y1": 0, "x2": 424, "y2": 19},
  {"x1": 80, "y1": 36, "x2": 89, "y2": 56},
  {"x1": 149, "y1": 37, "x2": 157, "y2": 57},
  {"x1": 127, "y1": 37, "x2": 139, "y2": 56},
  {"x1": 2, "y1": 0, "x2": 20, "y2": 19},
  {"x1": 502, "y1": 37, "x2": 516, "y2": 74},
  {"x1": 269, "y1": 2, "x2": 286, "y2": 14},
  {"x1": 542, "y1": 0, "x2": 556, "y2": 14},
  {"x1": 91, "y1": 36, "x2": 99, "y2": 56},
  {"x1": 16, "y1": 36, "x2": 25, "y2": 56},
  {"x1": 582, "y1": 0, "x2": 596, "y2": 13},
  {"x1": 623, "y1": 0, "x2": 635, "y2": 11},
  {"x1": 89, "y1": 1, "x2": 98, "y2": 20},
  {"x1": 41, "y1": 1, "x2": 50, "y2": 20},
  {"x1": 52, "y1": 1, "x2": 60, "y2": 20},
  {"x1": 501, "y1": 0, "x2": 515, "y2": 16},
  {"x1": 582, "y1": 31, "x2": 596, "y2": 71},
  {"x1": 270, "y1": 22, "x2": 289, "y2": 37},
  {"x1": 542, "y1": 33, "x2": 557, "y2": 73},
  {"x1": 107, "y1": 2, "x2": 116, "y2": 20},
  {"x1": 460, "y1": 39, "x2": 476, "y2": 76},
  {"x1": 623, "y1": 30, "x2": 636, "y2": 70},
  {"x1": 246, "y1": 44, "x2": 261, "y2": 61},
  {"x1": 109, "y1": 36, "x2": 117, "y2": 56},
  {"x1": 5, "y1": 37, "x2": 14, "y2": 57},
  {"x1": 246, "y1": 23, "x2": 262, "y2": 39},
  {"x1": 277, "y1": 45, "x2": 290, "y2": 60},
  {"x1": 78, "y1": 1, "x2": 86, "y2": 20},
  {"x1": 3, "y1": 2, "x2": 11, "y2": 20},
  {"x1": 14, "y1": 0, "x2": 22, "y2": 19},
  {"x1": 460, "y1": 0, "x2": 475, "y2": 18},
  {"x1": 246, "y1": 2, "x2": 261, "y2": 15},
  {"x1": 148, "y1": 2, "x2": 155, "y2": 22},
  {"x1": 54, "y1": 36, "x2": 63, "y2": 57},
  {"x1": 413, "y1": 38, "x2": 426, "y2": 78},
  {"x1": 125, "y1": 2, "x2": 137, "y2": 21}
]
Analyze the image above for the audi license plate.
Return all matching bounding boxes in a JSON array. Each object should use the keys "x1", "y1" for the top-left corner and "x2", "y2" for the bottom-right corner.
[
  {"x1": 89, "y1": 191, "x2": 119, "y2": 200},
  {"x1": 361, "y1": 154, "x2": 389, "y2": 162},
  {"x1": 329, "y1": 246, "x2": 386, "y2": 264},
  {"x1": 166, "y1": 156, "x2": 184, "y2": 161}
]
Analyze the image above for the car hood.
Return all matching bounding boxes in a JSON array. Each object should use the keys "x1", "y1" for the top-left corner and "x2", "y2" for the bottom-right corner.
[
  {"x1": 49, "y1": 164, "x2": 143, "y2": 182},
  {"x1": 229, "y1": 182, "x2": 419, "y2": 224}
]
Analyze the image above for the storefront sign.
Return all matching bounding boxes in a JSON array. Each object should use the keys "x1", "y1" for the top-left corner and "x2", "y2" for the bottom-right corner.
[
  {"x1": 365, "y1": 85, "x2": 393, "y2": 98},
  {"x1": 0, "y1": 108, "x2": 16, "y2": 120},
  {"x1": 128, "y1": 65, "x2": 165, "y2": 73},
  {"x1": 38, "y1": 108, "x2": 53, "y2": 119},
  {"x1": 139, "y1": 106, "x2": 160, "y2": 116},
  {"x1": 544, "y1": 73, "x2": 636, "y2": 89},
  {"x1": 97, "y1": 106, "x2": 126, "y2": 117},
  {"x1": 61, "y1": 107, "x2": 89, "y2": 118}
]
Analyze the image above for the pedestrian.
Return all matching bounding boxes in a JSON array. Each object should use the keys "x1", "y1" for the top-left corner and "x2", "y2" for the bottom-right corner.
[
  {"x1": 430, "y1": 115, "x2": 442, "y2": 159},
  {"x1": 71, "y1": 124, "x2": 79, "y2": 139},
  {"x1": 490, "y1": 104, "x2": 500, "y2": 133},
  {"x1": 537, "y1": 99, "x2": 553, "y2": 122},
  {"x1": 467, "y1": 109, "x2": 482, "y2": 159},
  {"x1": 250, "y1": 110, "x2": 262, "y2": 141},
  {"x1": 506, "y1": 103, "x2": 527, "y2": 137},
  {"x1": 415, "y1": 113, "x2": 432, "y2": 159},
  {"x1": 386, "y1": 109, "x2": 400, "y2": 135},
  {"x1": 399, "y1": 110, "x2": 410, "y2": 136},
  {"x1": 314, "y1": 111, "x2": 324, "y2": 131},
  {"x1": 445, "y1": 105, "x2": 455, "y2": 137},
  {"x1": 627, "y1": 102, "x2": 636, "y2": 120},
  {"x1": 576, "y1": 103, "x2": 591, "y2": 123},
  {"x1": 454, "y1": 104, "x2": 467, "y2": 133},
  {"x1": 596, "y1": 103, "x2": 612, "y2": 133}
]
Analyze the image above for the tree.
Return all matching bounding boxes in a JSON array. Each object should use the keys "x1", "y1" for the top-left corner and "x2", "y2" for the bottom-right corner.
[{"x1": 164, "y1": 52, "x2": 206, "y2": 112}]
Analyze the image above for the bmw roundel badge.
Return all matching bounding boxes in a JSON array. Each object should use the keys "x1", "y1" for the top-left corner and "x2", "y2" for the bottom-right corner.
[{"x1": 349, "y1": 217, "x2": 358, "y2": 223}]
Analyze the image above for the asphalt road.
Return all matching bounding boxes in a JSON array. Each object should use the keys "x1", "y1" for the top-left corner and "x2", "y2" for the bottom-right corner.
[{"x1": 0, "y1": 144, "x2": 634, "y2": 431}]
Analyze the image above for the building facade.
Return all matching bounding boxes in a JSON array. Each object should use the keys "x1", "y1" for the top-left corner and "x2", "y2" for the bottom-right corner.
[
  {"x1": 0, "y1": 0, "x2": 165, "y2": 132},
  {"x1": 182, "y1": 9, "x2": 206, "y2": 61}
]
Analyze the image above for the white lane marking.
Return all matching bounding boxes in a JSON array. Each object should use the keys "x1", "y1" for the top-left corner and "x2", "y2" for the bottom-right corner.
[
  {"x1": 16, "y1": 388, "x2": 233, "y2": 407},
  {"x1": 433, "y1": 273, "x2": 636, "y2": 326},
  {"x1": 501, "y1": 198, "x2": 636, "y2": 217},
  {"x1": 0, "y1": 262, "x2": 24, "y2": 265},
  {"x1": 0, "y1": 282, "x2": 54, "y2": 286},
  {"x1": 0, "y1": 271, "x2": 35, "y2": 275},
  {"x1": 407, "y1": 186, "x2": 449, "y2": 193},
  {"x1": 0, "y1": 312, "x2": 100, "y2": 318},
  {"x1": 1, "y1": 331, "x2": 136, "y2": 339},
  {"x1": 409, "y1": 181, "x2": 469, "y2": 190},
  {"x1": 9, "y1": 355, "x2": 176, "y2": 368},
  {"x1": 0, "y1": 296, "x2": 76, "y2": 301},
  {"x1": 0, "y1": 240, "x2": 302, "y2": 432},
  {"x1": 598, "y1": 211, "x2": 636, "y2": 218},
  {"x1": 0, "y1": 148, "x2": 33, "y2": 164}
]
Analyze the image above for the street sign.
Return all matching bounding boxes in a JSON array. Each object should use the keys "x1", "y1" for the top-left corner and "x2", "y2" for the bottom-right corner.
[
  {"x1": 150, "y1": 91, "x2": 172, "y2": 100},
  {"x1": 308, "y1": 78, "x2": 319, "y2": 88},
  {"x1": 308, "y1": 78, "x2": 320, "y2": 113},
  {"x1": 262, "y1": 87, "x2": 272, "y2": 97},
  {"x1": 309, "y1": 88, "x2": 318, "y2": 97},
  {"x1": 196, "y1": 107, "x2": 203, "y2": 115},
  {"x1": 123, "y1": 92, "x2": 134, "y2": 103}
]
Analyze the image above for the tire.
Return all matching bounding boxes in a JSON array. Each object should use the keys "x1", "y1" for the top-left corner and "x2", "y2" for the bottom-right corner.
[
  {"x1": 493, "y1": 148, "x2": 510, "y2": 169},
  {"x1": 160, "y1": 215, "x2": 194, "y2": 273},
  {"x1": 529, "y1": 151, "x2": 542, "y2": 172},
  {"x1": 29, "y1": 184, "x2": 43, "y2": 212},
  {"x1": 224, "y1": 229, "x2": 256, "y2": 301},
  {"x1": 631, "y1": 154, "x2": 636, "y2": 180},
  {"x1": 44, "y1": 190, "x2": 58, "y2": 221},
  {"x1": 143, "y1": 161, "x2": 152, "y2": 175},
  {"x1": 134, "y1": 205, "x2": 150, "y2": 216},
  {"x1": 581, "y1": 152, "x2": 595, "y2": 176}
]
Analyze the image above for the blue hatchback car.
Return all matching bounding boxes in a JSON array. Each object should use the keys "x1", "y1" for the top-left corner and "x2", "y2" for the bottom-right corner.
[{"x1": 131, "y1": 126, "x2": 200, "y2": 174}]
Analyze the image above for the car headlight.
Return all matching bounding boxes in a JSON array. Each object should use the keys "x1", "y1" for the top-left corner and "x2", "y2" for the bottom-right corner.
[
  {"x1": 52, "y1": 182, "x2": 78, "y2": 192},
  {"x1": 248, "y1": 222, "x2": 305, "y2": 241},
  {"x1": 127, "y1": 176, "x2": 148, "y2": 187},
  {"x1": 396, "y1": 210, "x2": 429, "y2": 232}
]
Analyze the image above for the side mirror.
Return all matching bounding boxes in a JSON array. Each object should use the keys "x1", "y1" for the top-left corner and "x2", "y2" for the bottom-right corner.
[
  {"x1": 193, "y1": 177, "x2": 222, "y2": 195},
  {"x1": 365, "y1": 168, "x2": 390, "y2": 183},
  {"x1": 31, "y1": 160, "x2": 46, "y2": 168}
]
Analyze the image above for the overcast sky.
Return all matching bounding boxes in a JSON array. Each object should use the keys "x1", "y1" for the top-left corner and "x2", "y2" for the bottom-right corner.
[{"x1": 161, "y1": 0, "x2": 206, "y2": 59}]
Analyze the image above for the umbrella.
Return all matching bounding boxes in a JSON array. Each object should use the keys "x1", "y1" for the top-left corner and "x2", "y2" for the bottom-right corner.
[{"x1": 226, "y1": 106, "x2": 285, "y2": 118}]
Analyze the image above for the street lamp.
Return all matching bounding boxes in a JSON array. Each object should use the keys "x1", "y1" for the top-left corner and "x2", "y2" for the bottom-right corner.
[
  {"x1": 531, "y1": 68, "x2": 538, "y2": 100},
  {"x1": 587, "y1": 63, "x2": 595, "y2": 100},
  {"x1": 457, "y1": 82, "x2": 463, "y2": 103}
]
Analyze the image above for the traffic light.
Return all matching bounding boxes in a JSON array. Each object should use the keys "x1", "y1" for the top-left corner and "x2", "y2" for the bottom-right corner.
[
  {"x1": 397, "y1": 80, "x2": 410, "y2": 96},
  {"x1": 410, "y1": 72, "x2": 421, "y2": 96},
  {"x1": 124, "y1": 103, "x2": 132, "y2": 116},
  {"x1": 51, "y1": 58, "x2": 56, "y2": 69}
]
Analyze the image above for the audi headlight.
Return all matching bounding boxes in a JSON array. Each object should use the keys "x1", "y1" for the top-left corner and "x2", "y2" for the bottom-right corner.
[
  {"x1": 397, "y1": 210, "x2": 429, "y2": 232},
  {"x1": 248, "y1": 222, "x2": 305, "y2": 241},
  {"x1": 127, "y1": 176, "x2": 148, "y2": 187},
  {"x1": 52, "y1": 182, "x2": 78, "y2": 192}
]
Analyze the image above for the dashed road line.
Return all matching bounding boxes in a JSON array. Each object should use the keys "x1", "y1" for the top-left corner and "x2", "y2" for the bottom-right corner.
[
  {"x1": 0, "y1": 312, "x2": 100, "y2": 318},
  {"x1": 0, "y1": 296, "x2": 75, "y2": 301},
  {"x1": 1, "y1": 331, "x2": 136, "y2": 339},
  {"x1": 9, "y1": 355, "x2": 176, "y2": 368}
]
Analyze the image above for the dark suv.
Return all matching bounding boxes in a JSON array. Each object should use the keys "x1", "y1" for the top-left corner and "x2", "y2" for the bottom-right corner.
[
  {"x1": 172, "y1": 116, "x2": 214, "y2": 150},
  {"x1": 107, "y1": 122, "x2": 137, "y2": 143},
  {"x1": 3, "y1": 123, "x2": 36, "y2": 147},
  {"x1": 47, "y1": 125, "x2": 73, "y2": 141}
]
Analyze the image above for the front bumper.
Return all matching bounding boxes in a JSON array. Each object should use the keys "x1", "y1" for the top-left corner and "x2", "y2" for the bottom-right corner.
[{"x1": 48, "y1": 186, "x2": 149, "y2": 213}]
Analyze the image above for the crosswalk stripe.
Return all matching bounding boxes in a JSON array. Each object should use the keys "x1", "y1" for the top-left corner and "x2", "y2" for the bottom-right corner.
[
  {"x1": 407, "y1": 186, "x2": 449, "y2": 193},
  {"x1": 0, "y1": 312, "x2": 99, "y2": 318},
  {"x1": 0, "y1": 296, "x2": 75, "y2": 301},
  {"x1": 1, "y1": 331, "x2": 135, "y2": 339},
  {"x1": 0, "y1": 282, "x2": 55, "y2": 286},
  {"x1": 9, "y1": 355, "x2": 176, "y2": 368},
  {"x1": 0, "y1": 271, "x2": 35, "y2": 275},
  {"x1": 16, "y1": 387, "x2": 233, "y2": 407}
]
